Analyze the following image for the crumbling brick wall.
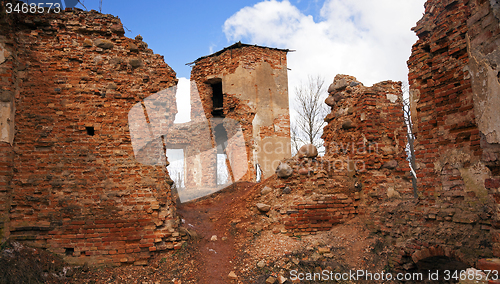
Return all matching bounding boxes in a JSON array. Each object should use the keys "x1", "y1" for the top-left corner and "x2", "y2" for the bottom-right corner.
[
  {"x1": 1, "y1": 6, "x2": 181, "y2": 266},
  {"x1": 255, "y1": 75, "x2": 410, "y2": 235},
  {"x1": 366, "y1": 0, "x2": 500, "y2": 270},
  {"x1": 0, "y1": 7, "x2": 18, "y2": 242},
  {"x1": 190, "y1": 43, "x2": 291, "y2": 185},
  {"x1": 408, "y1": 0, "x2": 480, "y2": 201},
  {"x1": 322, "y1": 75, "x2": 411, "y2": 202}
]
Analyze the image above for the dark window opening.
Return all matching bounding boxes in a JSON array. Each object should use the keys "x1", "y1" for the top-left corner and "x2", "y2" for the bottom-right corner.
[
  {"x1": 65, "y1": 248, "x2": 74, "y2": 256},
  {"x1": 211, "y1": 81, "x2": 224, "y2": 117},
  {"x1": 86, "y1": 126, "x2": 95, "y2": 136}
]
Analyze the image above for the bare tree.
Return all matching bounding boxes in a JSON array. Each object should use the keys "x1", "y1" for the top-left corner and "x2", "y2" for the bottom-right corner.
[
  {"x1": 291, "y1": 76, "x2": 329, "y2": 155},
  {"x1": 401, "y1": 83, "x2": 418, "y2": 198}
]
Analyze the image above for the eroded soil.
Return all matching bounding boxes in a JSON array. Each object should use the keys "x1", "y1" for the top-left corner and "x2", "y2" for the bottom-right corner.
[{"x1": 2, "y1": 181, "x2": 392, "y2": 284}]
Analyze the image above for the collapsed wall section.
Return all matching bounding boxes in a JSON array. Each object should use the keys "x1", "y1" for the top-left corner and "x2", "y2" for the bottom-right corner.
[
  {"x1": 189, "y1": 43, "x2": 291, "y2": 185},
  {"x1": 366, "y1": 0, "x2": 500, "y2": 270},
  {"x1": 254, "y1": 75, "x2": 411, "y2": 236},
  {"x1": 1, "y1": 6, "x2": 181, "y2": 265},
  {"x1": 0, "y1": 7, "x2": 17, "y2": 242},
  {"x1": 322, "y1": 75, "x2": 411, "y2": 202}
]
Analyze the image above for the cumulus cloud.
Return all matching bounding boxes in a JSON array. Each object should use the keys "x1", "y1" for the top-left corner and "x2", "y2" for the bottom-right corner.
[{"x1": 223, "y1": 0, "x2": 426, "y2": 90}]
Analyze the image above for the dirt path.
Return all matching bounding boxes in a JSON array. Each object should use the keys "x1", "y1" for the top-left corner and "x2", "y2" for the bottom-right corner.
[{"x1": 176, "y1": 182, "x2": 257, "y2": 283}]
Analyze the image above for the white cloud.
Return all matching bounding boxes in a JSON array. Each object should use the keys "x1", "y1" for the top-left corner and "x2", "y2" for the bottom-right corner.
[{"x1": 223, "y1": 0, "x2": 426, "y2": 92}]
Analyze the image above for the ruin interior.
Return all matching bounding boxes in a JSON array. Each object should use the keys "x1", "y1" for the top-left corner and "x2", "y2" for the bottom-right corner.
[{"x1": 1, "y1": 0, "x2": 500, "y2": 282}]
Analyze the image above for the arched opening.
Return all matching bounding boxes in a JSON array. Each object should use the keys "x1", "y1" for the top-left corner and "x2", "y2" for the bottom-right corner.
[{"x1": 405, "y1": 255, "x2": 469, "y2": 283}]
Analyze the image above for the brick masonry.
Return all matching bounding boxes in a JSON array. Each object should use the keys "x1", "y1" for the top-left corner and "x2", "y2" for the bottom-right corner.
[
  {"x1": 322, "y1": 75, "x2": 411, "y2": 203},
  {"x1": 2, "y1": 0, "x2": 500, "y2": 271},
  {"x1": 376, "y1": 0, "x2": 500, "y2": 270},
  {"x1": 189, "y1": 43, "x2": 291, "y2": 184},
  {"x1": 257, "y1": 76, "x2": 410, "y2": 235},
  {"x1": 0, "y1": 5, "x2": 182, "y2": 266},
  {"x1": 263, "y1": 0, "x2": 500, "y2": 271}
]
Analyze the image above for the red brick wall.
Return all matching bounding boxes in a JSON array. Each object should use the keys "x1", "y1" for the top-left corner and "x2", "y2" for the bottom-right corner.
[
  {"x1": 264, "y1": 75, "x2": 410, "y2": 235},
  {"x1": 3, "y1": 7, "x2": 181, "y2": 265},
  {"x1": 283, "y1": 193, "x2": 357, "y2": 234},
  {"x1": 0, "y1": 143, "x2": 14, "y2": 242},
  {"x1": 408, "y1": 0, "x2": 479, "y2": 200},
  {"x1": 322, "y1": 75, "x2": 411, "y2": 202},
  {"x1": 190, "y1": 44, "x2": 291, "y2": 182}
]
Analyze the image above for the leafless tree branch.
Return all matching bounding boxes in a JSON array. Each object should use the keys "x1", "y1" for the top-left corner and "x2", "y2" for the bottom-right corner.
[
  {"x1": 292, "y1": 75, "x2": 328, "y2": 155},
  {"x1": 401, "y1": 82, "x2": 418, "y2": 198},
  {"x1": 77, "y1": 0, "x2": 87, "y2": 11}
]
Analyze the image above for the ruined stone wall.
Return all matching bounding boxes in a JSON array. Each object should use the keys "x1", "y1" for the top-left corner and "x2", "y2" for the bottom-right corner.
[
  {"x1": 322, "y1": 75, "x2": 411, "y2": 202},
  {"x1": 363, "y1": 0, "x2": 500, "y2": 271},
  {"x1": 0, "y1": 6, "x2": 182, "y2": 266},
  {"x1": 467, "y1": 0, "x2": 500, "y2": 193},
  {"x1": 254, "y1": 75, "x2": 411, "y2": 235},
  {"x1": 408, "y1": 0, "x2": 481, "y2": 201},
  {"x1": 0, "y1": 7, "x2": 18, "y2": 243},
  {"x1": 190, "y1": 44, "x2": 291, "y2": 182}
]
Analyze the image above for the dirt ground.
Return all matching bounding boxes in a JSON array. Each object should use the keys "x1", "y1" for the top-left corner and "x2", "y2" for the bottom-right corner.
[{"x1": 1, "y1": 181, "x2": 397, "y2": 284}]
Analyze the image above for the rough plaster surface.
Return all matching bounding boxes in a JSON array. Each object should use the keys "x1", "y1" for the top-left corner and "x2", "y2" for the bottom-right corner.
[
  {"x1": 196, "y1": 48, "x2": 291, "y2": 180},
  {"x1": 469, "y1": 48, "x2": 500, "y2": 144},
  {"x1": 0, "y1": 101, "x2": 14, "y2": 144},
  {"x1": 0, "y1": 42, "x2": 8, "y2": 65}
]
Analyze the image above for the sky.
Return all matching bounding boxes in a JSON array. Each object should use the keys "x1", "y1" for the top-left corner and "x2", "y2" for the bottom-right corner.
[
  {"x1": 61, "y1": 0, "x2": 427, "y2": 125},
  {"x1": 55, "y1": 0, "x2": 426, "y2": 85}
]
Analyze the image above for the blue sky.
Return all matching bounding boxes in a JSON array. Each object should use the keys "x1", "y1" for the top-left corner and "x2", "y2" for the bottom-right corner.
[
  {"x1": 51, "y1": 0, "x2": 425, "y2": 85},
  {"x1": 60, "y1": 0, "x2": 324, "y2": 79},
  {"x1": 62, "y1": 0, "x2": 426, "y2": 132}
]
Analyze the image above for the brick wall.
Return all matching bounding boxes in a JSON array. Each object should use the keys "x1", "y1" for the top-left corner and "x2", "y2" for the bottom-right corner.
[
  {"x1": 0, "y1": 143, "x2": 13, "y2": 242},
  {"x1": 371, "y1": 0, "x2": 500, "y2": 270},
  {"x1": 283, "y1": 193, "x2": 357, "y2": 234},
  {"x1": 189, "y1": 44, "x2": 291, "y2": 184},
  {"x1": 0, "y1": 7, "x2": 17, "y2": 242},
  {"x1": 408, "y1": 0, "x2": 479, "y2": 200},
  {"x1": 259, "y1": 75, "x2": 411, "y2": 235},
  {"x1": 1, "y1": 6, "x2": 181, "y2": 266},
  {"x1": 322, "y1": 75, "x2": 411, "y2": 203}
]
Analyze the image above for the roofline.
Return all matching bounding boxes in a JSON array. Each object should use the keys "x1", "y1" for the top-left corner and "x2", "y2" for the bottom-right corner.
[{"x1": 186, "y1": 42, "x2": 293, "y2": 66}]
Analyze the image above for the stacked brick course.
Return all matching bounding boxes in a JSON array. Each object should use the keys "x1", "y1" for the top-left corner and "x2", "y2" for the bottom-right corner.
[
  {"x1": 283, "y1": 193, "x2": 357, "y2": 233},
  {"x1": 0, "y1": 5, "x2": 181, "y2": 265},
  {"x1": 322, "y1": 75, "x2": 411, "y2": 202}
]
